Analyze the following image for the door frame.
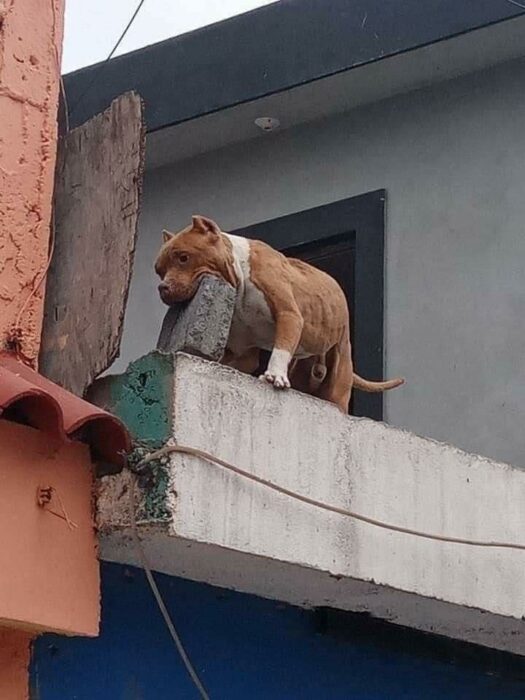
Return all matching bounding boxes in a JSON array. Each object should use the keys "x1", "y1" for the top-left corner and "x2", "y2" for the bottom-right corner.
[{"x1": 233, "y1": 189, "x2": 386, "y2": 421}]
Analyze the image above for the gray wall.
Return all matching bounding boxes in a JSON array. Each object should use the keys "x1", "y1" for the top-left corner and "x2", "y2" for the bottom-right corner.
[{"x1": 115, "y1": 57, "x2": 525, "y2": 468}]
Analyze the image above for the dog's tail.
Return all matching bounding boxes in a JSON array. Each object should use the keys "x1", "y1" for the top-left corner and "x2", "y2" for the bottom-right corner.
[{"x1": 353, "y1": 373, "x2": 404, "y2": 393}]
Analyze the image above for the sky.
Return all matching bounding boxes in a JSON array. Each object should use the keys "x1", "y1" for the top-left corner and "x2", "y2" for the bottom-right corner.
[{"x1": 62, "y1": 0, "x2": 278, "y2": 74}]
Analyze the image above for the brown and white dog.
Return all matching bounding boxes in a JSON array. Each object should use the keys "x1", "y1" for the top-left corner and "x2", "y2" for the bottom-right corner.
[{"x1": 155, "y1": 215, "x2": 404, "y2": 412}]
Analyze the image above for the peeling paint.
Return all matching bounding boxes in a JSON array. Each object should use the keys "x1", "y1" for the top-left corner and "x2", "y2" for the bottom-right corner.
[
  {"x1": 89, "y1": 353, "x2": 176, "y2": 523},
  {"x1": 129, "y1": 445, "x2": 171, "y2": 522},
  {"x1": 89, "y1": 352, "x2": 175, "y2": 448}
]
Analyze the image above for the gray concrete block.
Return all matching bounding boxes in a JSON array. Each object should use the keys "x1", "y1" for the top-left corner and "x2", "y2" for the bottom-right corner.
[{"x1": 156, "y1": 274, "x2": 235, "y2": 361}]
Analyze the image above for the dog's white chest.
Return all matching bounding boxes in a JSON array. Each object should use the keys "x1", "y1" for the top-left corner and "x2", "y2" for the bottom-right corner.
[{"x1": 224, "y1": 234, "x2": 275, "y2": 353}]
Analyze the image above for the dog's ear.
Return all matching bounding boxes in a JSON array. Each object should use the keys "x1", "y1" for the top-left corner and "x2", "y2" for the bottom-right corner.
[
  {"x1": 162, "y1": 230, "x2": 174, "y2": 243},
  {"x1": 192, "y1": 215, "x2": 221, "y2": 236}
]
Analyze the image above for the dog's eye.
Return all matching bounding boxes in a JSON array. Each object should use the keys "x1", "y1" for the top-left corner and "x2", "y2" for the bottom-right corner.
[{"x1": 179, "y1": 253, "x2": 189, "y2": 264}]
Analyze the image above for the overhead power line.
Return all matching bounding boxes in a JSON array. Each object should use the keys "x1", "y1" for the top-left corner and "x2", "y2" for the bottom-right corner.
[{"x1": 69, "y1": 0, "x2": 147, "y2": 116}]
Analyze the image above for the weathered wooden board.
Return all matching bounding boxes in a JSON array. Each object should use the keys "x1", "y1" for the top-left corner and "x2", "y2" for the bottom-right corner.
[{"x1": 40, "y1": 92, "x2": 145, "y2": 396}]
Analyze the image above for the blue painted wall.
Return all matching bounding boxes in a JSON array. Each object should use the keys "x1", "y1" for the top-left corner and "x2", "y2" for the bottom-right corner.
[{"x1": 32, "y1": 562, "x2": 525, "y2": 699}]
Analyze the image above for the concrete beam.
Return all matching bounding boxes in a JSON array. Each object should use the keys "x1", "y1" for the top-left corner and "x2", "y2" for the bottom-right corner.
[{"x1": 96, "y1": 353, "x2": 525, "y2": 655}]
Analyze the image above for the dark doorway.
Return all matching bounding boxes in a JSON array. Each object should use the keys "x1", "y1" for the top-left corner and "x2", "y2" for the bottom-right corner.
[
  {"x1": 233, "y1": 190, "x2": 385, "y2": 421},
  {"x1": 284, "y1": 233, "x2": 356, "y2": 413},
  {"x1": 284, "y1": 232, "x2": 355, "y2": 339}
]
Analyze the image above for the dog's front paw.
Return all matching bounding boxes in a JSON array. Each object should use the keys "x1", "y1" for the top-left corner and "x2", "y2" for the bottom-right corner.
[{"x1": 259, "y1": 371, "x2": 291, "y2": 390}]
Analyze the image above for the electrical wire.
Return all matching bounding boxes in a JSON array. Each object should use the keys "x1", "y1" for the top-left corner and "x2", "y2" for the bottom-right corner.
[
  {"x1": 129, "y1": 475, "x2": 211, "y2": 700},
  {"x1": 69, "y1": 0, "x2": 147, "y2": 116},
  {"x1": 506, "y1": 0, "x2": 525, "y2": 10},
  {"x1": 9, "y1": 212, "x2": 56, "y2": 364},
  {"x1": 11, "y1": 0, "x2": 144, "y2": 354},
  {"x1": 133, "y1": 444, "x2": 525, "y2": 552},
  {"x1": 59, "y1": 75, "x2": 70, "y2": 133},
  {"x1": 50, "y1": 0, "x2": 70, "y2": 132}
]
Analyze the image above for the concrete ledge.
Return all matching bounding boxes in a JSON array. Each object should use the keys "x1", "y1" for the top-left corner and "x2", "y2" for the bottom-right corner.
[{"x1": 97, "y1": 353, "x2": 525, "y2": 654}]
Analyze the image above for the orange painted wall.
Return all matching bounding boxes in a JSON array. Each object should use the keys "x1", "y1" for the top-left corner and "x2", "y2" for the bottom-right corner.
[
  {"x1": 0, "y1": 0, "x2": 64, "y2": 364},
  {"x1": 0, "y1": 420, "x2": 100, "y2": 637},
  {"x1": 0, "y1": 2, "x2": 90, "y2": 697}
]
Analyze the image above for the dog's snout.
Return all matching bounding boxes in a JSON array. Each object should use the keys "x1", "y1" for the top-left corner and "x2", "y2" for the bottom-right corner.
[{"x1": 158, "y1": 281, "x2": 170, "y2": 293}]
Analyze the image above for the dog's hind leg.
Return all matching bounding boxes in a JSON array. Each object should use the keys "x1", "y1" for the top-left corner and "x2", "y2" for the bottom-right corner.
[{"x1": 221, "y1": 347, "x2": 261, "y2": 375}]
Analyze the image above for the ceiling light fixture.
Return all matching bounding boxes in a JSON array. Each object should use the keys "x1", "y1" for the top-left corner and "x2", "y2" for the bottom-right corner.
[{"x1": 254, "y1": 117, "x2": 280, "y2": 132}]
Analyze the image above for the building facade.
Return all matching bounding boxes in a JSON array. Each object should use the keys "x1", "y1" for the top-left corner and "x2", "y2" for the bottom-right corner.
[{"x1": 29, "y1": 2, "x2": 525, "y2": 697}]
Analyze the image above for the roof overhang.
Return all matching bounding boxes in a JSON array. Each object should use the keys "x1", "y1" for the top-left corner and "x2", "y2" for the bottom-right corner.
[
  {"x1": 0, "y1": 353, "x2": 131, "y2": 472},
  {"x1": 64, "y1": 0, "x2": 525, "y2": 167}
]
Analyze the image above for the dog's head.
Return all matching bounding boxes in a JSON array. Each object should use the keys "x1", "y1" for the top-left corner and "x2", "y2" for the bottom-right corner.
[{"x1": 154, "y1": 215, "x2": 237, "y2": 305}]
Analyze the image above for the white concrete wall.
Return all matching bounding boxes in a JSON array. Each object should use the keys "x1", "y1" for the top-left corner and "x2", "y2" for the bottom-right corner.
[
  {"x1": 116, "y1": 56, "x2": 525, "y2": 467},
  {"x1": 99, "y1": 354, "x2": 525, "y2": 655}
]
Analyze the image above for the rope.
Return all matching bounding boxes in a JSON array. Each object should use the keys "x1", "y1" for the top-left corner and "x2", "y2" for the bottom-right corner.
[
  {"x1": 129, "y1": 475, "x2": 211, "y2": 700},
  {"x1": 133, "y1": 444, "x2": 525, "y2": 552}
]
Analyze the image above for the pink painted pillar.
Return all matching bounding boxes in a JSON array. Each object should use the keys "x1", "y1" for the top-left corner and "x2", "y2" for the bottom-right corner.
[
  {"x1": 0, "y1": 0, "x2": 65, "y2": 365},
  {"x1": 0, "y1": 1, "x2": 65, "y2": 696},
  {"x1": 0, "y1": 631, "x2": 32, "y2": 700}
]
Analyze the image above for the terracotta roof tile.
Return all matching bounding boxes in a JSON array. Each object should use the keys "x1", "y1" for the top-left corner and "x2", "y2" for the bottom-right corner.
[{"x1": 0, "y1": 353, "x2": 130, "y2": 472}]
